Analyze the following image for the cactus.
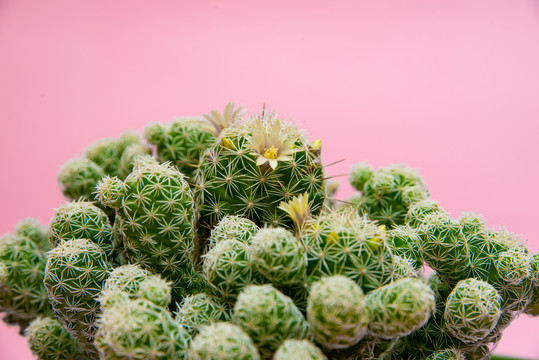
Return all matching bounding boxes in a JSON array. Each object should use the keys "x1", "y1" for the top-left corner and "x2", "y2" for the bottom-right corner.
[
  {"x1": 202, "y1": 239, "x2": 263, "y2": 299},
  {"x1": 349, "y1": 162, "x2": 374, "y2": 192},
  {"x1": 25, "y1": 316, "x2": 89, "y2": 360},
  {"x1": 233, "y1": 284, "x2": 309, "y2": 357},
  {"x1": 195, "y1": 110, "x2": 325, "y2": 230},
  {"x1": 250, "y1": 227, "x2": 307, "y2": 287},
  {"x1": 387, "y1": 225, "x2": 422, "y2": 269},
  {"x1": 57, "y1": 158, "x2": 105, "y2": 202},
  {"x1": 424, "y1": 349, "x2": 466, "y2": 360},
  {"x1": 392, "y1": 255, "x2": 420, "y2": 280},
  {"x1": 14, "y1": 218, "x2": 50, "y2": 250},
  {"x1": 96, "y1": 156, "x2": 196, "y2": 294},
  {"x1": 274, "y1": 340, "x2": 327, "y2": 360},
  {"x1": 524, "y1": 253, "x2": 539, "y2": 316},
  {"x1": 0, "y1": 233, "x2": 53, "y2": 331},
  {"x1": 208, "y1": 215, "x2": 259, "y2": 250},
  {"x1": 444, "y1": 278, "x2": 502, "y2": 343},
  {"x1": 349, "y1": 164, "x2": 429, "y2": 228},
  {"x1": 44, "y1": 238, "x2": 112, "y2": 356},
  {"x1": 49, "y1": 200, "x2": 114, "y2": 258},
  {"x1": 417, "y1": 212, "x2": 471, "y2": 284},
  {"x1": 96, "y1": 296, "x2": 189, "y2": 360},
  {"x1": 366, "y1": 278, "x2": 435, "y2": 339},
  {"x1": 118, "y1": 143, "x2": 153, "y2": 179},
  {"x1": 188, "y1": 322, "x2": 261, "y2": 360},
  {"x1": 307, "y1": 275, "x2": 369, "y2": 349},
  {"x1": 301, "y1": 209, "x2": 394, "y2": 292},
  {"x1": 175, "y1": 293, "x2": 231, "y2": 335},
  {"x1": 85, "y1": 131, "x2": 146, "y2": 178}
]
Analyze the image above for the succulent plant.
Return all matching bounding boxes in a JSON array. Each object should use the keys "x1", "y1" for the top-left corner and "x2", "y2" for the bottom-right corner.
[
  {"x1": 207, "y1": 215, "x2": 259, "y2": 250},
  {"x1": 145, "y1": 104, "x2": 244, "y2": 180},
  {"x1": 96, "y1": 156, "x2": 196, "y2": 295},
  {"x1": 250, "y1": 227, "x2": 307, "y2": 287},
  {"x1": 175, "y1": 293, "x2": 231, "y2": 335},
  {"x1": 307, "y1": 275, "x2": 369, "y2": 349},
  {"x1": 49, "y1": 200, "x2": 114, "y2": 258},
  {"x1": 301, "y1": 209, "x2": 394, "y2": 292},
  {"x1": 14, "y1": 218, "x2": 50, "y2": 250},
  {"x1": 366, "y1": 278, "x2": 435, "y2": 339},
  {"x1": 233, "y1": 284, "x2": 309, "y2": 357},
  {"x1": 188, "y1": 322, "x2": 261, "y2": 360},
  {"x1": 202, "y1": 239, "x2": 263, "y2": 299},
  {"x1": 387, "y1": 225, "x2": 422, "y2": 269},
  {"x1": 96, "y1": 296, "x2": 189, "y2": 360},
  {"x1": 444, "y1": 278, "x2": 502, "y2": 343},
  {"x1": 195, "y1": 110, "x2": 325, "y2": 230},
  {"x1": 44, "y1": 238, "x2": 112, "y2": 356},
  {"x1": 274, "y1": 339, "x2": 327, "y2": 360},
  {"x1": 349, "y1": 164, "x2": 429, "y2": 228},
  {"x1": 57, "y1": 158, "x2": 105, "y2": 202},
  {"x1": 0, "y1": 232, "x2": 52, "y2": 331},
  {"x1": 25, "y1": 316, "x2": 89, "y2": 360}
]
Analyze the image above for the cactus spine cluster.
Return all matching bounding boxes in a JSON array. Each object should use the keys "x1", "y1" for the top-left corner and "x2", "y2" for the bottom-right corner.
[{"x1": 1, "y1": 104, "x2": 537, "y2": 360}]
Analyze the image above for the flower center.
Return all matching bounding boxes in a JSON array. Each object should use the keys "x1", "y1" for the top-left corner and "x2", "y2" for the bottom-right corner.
[{"x1": 263, "y1": 146, "x2": 279, "y2": 159}]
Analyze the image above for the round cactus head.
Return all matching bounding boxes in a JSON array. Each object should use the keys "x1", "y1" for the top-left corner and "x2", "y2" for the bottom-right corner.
[
  {"x1": 49, "y1": 200, "x2": 114, "y2": 256},
  {"x1": 119, "y1": 143, "x2": 152, "y2": 179},
  {"x1": 25, "y1": 316, "x2": 89, "y2": 360},
  {"x1": 366, "y1": 278, "x2": 435, "y2": 339},
  {"x1": 307, "y1": 275, "x2": 369, "y2": 349},
  {"x1": 405, "y1": 199, "x2": 444, "y2": 228},
  {"x1": 96, "y1": 297, "x2": 189, "y2": 360},
  {"x1": 274, "y1": 340, "x2": 327, "y2": 360},
  {"x1": 202, "y1": 239, "x2": 263, "y2": 299},
  {"x1": 233, "y1": 284, "x2": 309, "y2": 357},
  {"x1": 349, "y1": 162, "x2": 374, "y2": 191},
  {"x1": 14, "y1": 218, "x2": 49, "y2": 250},
  {"x1": 175, "y1": 293, "x2": 230, "y2": 335},
  {"x1": 188, "y1": 322, "x2": 260, "y2": 360},
  {"x1": 250, "y1": 227, "x2": 307, "y2": 287},
  {"x1": 137, "y1": 276, "x2": 172, "y2": 308},
  {"x1": 195, "y1": 110, "x2": 325, "y2": 229},
  {"x1": 302, "y1": 209, "x2": 394, "y2": 292},
  {"x1": 208, "y1": 215, "x2": 259, "y2": 250},
  {"x1": 444, "y1": 278, "x2": 502, "y2": 343},
  {"x1": 57, "y1": 158, "x2": 105, "y2": 201}
]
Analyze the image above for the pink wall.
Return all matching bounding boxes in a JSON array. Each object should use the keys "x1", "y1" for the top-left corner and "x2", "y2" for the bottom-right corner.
[{"x1": 1, "y1": 0, "x2": 538, "y2": 358}]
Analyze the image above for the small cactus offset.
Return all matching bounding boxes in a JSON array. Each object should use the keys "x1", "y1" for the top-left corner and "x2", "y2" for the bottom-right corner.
[
  {"x1": 233, "y1": 284, "x2": 310, "y2": 357},
  {"x1": 25, "y1": 316, "x2": 90, "y2": 360},
  {"x1": 0, "y1": 230, "x2": 53, "y2": 331},
  {"x1": 188, "y1": 322, "x2": 261, "y2": 360},
  {"x1": 273, "y1": 340, "x2": 328, "y2": 360},
  {"x1": 307, "y1": 275, "x2": 369, "y2": 349},
  {"x1": 366, "y1": 278, "x2": 435, "y2": 339},
  {"x1": 96, "y1": 156, "x2": 196, "y2": 294},
  {"x1": 43, "y1": 238, "x2": 112, "y2": 356},
  {"x1": 2, "y1": 103, "x2": 538, "y2": 360},
  {"x1": 349, "y1": 163, "x2": 429, "y2": 228},
  {"x1": 49, "y1": 200, "x2": 114, "y2": 258},
  {"x1": 443, "y1": 278, "x2": 502, "y2": 343}
]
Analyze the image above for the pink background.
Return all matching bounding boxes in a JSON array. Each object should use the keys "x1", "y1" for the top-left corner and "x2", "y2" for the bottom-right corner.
[{"x1": 1, "y1": 0, "x2": 538, "y2": 358}]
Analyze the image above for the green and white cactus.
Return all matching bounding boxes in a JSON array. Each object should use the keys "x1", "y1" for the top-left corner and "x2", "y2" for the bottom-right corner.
[
  {"x1": 195, "y1": 110, "x2": 325, "y2": 230},
  {"x1": 57, "y1": 158, "x2": 105, "y2": 202},
  {"x1": 274, "y1": 340, "x2": 327, "y2": 360},
  {"x1": 96, "y1": 156, "x2": 196, "y2": 295},
  {"x1": 349, "y1": 164, "x2": 429, "y2": 228},
  {"x1": 208, "y1": 215, "x2": 259, "y2": 250},
  {"x1": 233, "y1": 284, "x2": 309, "y2": 357},
  {"x1": 444, "y1": 278, "x2": 502, "y2": 343},
  {"x1": 301, "y1": 209, "x2": 394, "y2": 292},
  {"x1": 366, "y1": 278, "x2": 435, "y2": 339},
  {"x1": 188, "y1": 322, "x2": 261, "y2": 360},
  {"x1": 202, "y1": 239, "x2": 263, "y2": 299},
  {"x1": 0, "y1": 232, "x2": 52, "y2": 331},
  {"x1": 49, "y1": 200, "x2": 114, "y2": 258},
  {"x1": 250, "y1": 227, "x2": 307, "y2": 287},
  {"x1": 25, "y1": 316, "x2": 89, "y2": 360},
  {"x1": 175, "y1": 293, "x2": 231, "y2": 335},
  {"x1": 44, "y1": 238, "x2": 112, "y2": 356},
  {"x1": 307, "y1": 275, "x2": 369, "y2": 349}
]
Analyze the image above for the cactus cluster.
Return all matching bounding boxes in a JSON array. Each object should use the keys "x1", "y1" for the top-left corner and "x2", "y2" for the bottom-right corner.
[{"x1": 1, "y1": 103, "x2": 537, "y2": 360}]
